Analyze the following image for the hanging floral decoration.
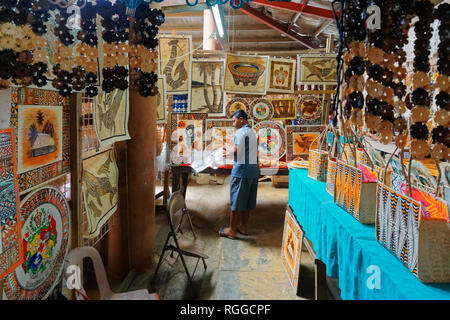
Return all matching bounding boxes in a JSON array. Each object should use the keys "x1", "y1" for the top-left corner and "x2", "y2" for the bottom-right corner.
[{"x1": 0, "y1": 0, "x2": 164, "y2": 98}]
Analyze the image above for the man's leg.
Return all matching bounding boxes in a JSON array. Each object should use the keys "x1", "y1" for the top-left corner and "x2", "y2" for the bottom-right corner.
[
  {"x1": 223, "y1": 210, "x2": 240, "y2": 238},
  {"x1": 238, "y1": 210, "x2": 249, "y2": 235},
  {"x1": 238, "y1": 178, "x2": 258, "y2": 235}
]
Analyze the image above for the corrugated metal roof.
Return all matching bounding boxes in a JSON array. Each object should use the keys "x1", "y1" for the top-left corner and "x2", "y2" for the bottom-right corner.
[{"x1": 159, "y1": 0, "x2": 338, "y2": 55}]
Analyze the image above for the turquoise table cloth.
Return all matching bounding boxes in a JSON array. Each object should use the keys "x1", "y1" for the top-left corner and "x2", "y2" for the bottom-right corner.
[{"x1": 288, "y1": 168, "x2": 450, "y2": 300}]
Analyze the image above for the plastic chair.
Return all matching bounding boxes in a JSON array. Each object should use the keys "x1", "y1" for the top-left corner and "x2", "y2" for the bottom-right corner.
[
  {"x1": 65, "y1": 246, "x2": 159, "y2": 300},
  {"x1": 152, "y1": 191, "x2": 208, "y2": 297}
]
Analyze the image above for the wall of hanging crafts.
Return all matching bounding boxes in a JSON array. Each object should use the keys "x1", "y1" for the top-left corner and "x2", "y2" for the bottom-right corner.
[{"x1": 0, "y1": 0, "x2": 164, "y2": 98}]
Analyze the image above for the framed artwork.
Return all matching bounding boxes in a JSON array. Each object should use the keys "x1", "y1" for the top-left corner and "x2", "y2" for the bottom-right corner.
[
  {"x1": 11, "y1": 88, "x2": 70, "y2": 193},
  {"x1": 205, "y1": 119, "x2": 235, "y2": 165},
  {"x1": 297, "y1": 54, "x2": 337, "y2": 85},
  {"x1": 170, "y1": 113, "x2": 207, "y2": 164},
  {"x1": 190, "y1": 59, "x2": 225, "y2": 116},
  {"x1": 17, "y1": 104, "x2": 63, "y2": 174},
  {"x1": 281, "y1": 207, "x2": 303, "y2": 291},
  {"x1": 271, "y1": 98, "x2": 297, "y2": 120},
  {"x1": 268, "y1": 57, "x2": 296, "y2": 93},
  {"x1": 254, "y1": 121, "x2": 286, "y2": 160},
  {"x1": 225, "y1": 97, "x2": 250, "y2": 118},
  {"x1": 249, "y1": 98, "x2": 274, "y2": 122},
  {"x1": 0, "y1": 128, "x2": 23, "y2": 280},
  {"x1": 158, "y1": 35, "x2": 192, "y2": 94},
  {"x1": 82, "y1": 148, "x2": 119, "y2": 239},
  {"x1": 286, "y1": 125, "x2": 325, "y2": 161},
  {"x1": 93, "y1": 88, "x2": 130, "y2": 148},
  {"x1": 296, "y1": 95, "x2": 323, "y2": 122},
  {"x1": 4, "y1": 187, "x2": 70, "y2": 300},
  {"x1": 156, "y1": 75, "x2": 167, "y2": 123},
  {"x1": 224, "y1": 54, "x2": 269, "y2": 95}
]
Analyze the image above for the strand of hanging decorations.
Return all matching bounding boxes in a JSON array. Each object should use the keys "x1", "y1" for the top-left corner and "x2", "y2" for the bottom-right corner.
[
  {"x1": 0, "y1": 0, "x2": 164, "y2": 98},
  {"x1": 431, "y1": 3, "x2": 450, "y2": 162}
]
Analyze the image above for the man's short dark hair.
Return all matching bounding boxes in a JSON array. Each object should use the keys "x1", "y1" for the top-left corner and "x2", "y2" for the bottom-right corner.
[{"x1": 232, "y1": 109, "x2": 248, "y2": 121}]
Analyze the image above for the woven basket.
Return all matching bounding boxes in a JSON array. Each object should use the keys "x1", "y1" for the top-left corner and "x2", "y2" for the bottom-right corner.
[
  {"x1": 308, "y1": 127, "x2": 329, "y2": 182},
  {"x1": 334, "y1": 159, "x2": 378, "y2": 224},
  {"x1": 376, "y1": 182, "x2": 450, "y2": 282},
  {"x1": 326, "y1": 157, "x2": 337, "y2": 196}
]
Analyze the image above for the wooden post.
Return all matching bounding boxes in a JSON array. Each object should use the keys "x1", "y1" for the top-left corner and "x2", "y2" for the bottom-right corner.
[
  {"x1": 69, "y1": 92, "x2": 82, "y2": 250},
  {"x1": 127, "y1": 90, "x2": 157, "y2": 271}
]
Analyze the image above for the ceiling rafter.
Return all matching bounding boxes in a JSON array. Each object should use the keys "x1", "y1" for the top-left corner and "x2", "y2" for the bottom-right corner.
[{"x1": 250, "y1": 0, "x2": 339, "y2": 20}]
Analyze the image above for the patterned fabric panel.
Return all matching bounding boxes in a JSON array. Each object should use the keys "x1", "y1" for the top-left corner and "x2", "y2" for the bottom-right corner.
[
  {"x1": 334, "y1": 161, "x2": 362, "y2": 219},
  {"x1": 308, "y1": 149, "x2": 327, "y2": 181}
]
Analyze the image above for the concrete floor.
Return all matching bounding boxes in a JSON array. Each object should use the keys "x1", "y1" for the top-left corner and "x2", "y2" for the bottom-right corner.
[{"x1": 115, "y1": 174, "x2": 324, "y2": 300}]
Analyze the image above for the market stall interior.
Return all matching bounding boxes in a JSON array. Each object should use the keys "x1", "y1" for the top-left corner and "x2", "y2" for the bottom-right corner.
[{"x1": 0, "y1": 0, "x2": 449, "y2": 301}]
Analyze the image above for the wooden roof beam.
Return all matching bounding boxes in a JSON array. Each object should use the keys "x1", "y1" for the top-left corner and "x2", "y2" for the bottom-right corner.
[{"x1": 250, "y1": 0, "x2": 339, "y2": 20}]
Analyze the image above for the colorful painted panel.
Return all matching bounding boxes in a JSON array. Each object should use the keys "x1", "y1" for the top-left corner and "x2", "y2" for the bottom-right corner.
[
  {"x1": 376, "y1": 183, "x2": 421, "y2": 276},
  {"x1": 268, "y1": 57, "x2": 296, "y2": 93},
  {"x1": 156, "y1": 75, "x2": 167, "y2": 123},
  {"x1": 0, "y1": 128, "x2": 23, "y2": 280},
  {"x1": 158, "y1": 35, "x2": 192, "y2": 94},
  {"x1": 308, "y1": 149, "x2": 328, "y2": 181},
  {"x1": 286, "y1": 125, "x2": 325, "y2": 162},
  {"x1": 17, "y1": 105, "x2": 63, "y2": 174},
  {"x1": 254, "y1": 121, "x2": 286, "y2": 160},
  {"x1": 297, "y1": 54, "x2": 337, "y2": 85},
  {"x1": 94, "y1": 88, "x2": 130, "y2": 148},
  {"x1": 190, "y1": 59, "x2": 225, "y2": 116},
  {"x1": 4, "y1": 187, "x2": 70, "y2": 300},
  {"x1": 271, "y1": 98, "x2": 297, "y2": 120},
  {"x1": 226, "y1": 97, "x2": 250, "y2": 118},
  {"x1": 249, "y1": 98, "x2": 274, "y2": 122},
  {"x1": 82, "y1": 149, "x2": 118, "y2": 239},
  {"x1": 281, "y1": 207, "x2": 303, "y2": 290},
  {"x1": 170, "y1": 113, "x2": 207, "y2": 164},
  {"x1": 296, "y1": 95, "x2": 322, "y2": 122},
  {"x1": 224, "y1": 54, "x2": 269, "y2": 95}
]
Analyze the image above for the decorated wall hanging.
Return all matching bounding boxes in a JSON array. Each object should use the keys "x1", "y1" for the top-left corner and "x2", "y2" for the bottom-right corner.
[
  {"x1": 253, "y1": 121, "x2": 286, "y2": 161},
  {"x1": 190, "y1": 59, "x2": 225, "y2": 116},
  {"x1": 296, "y1": 54, "x2": 337, "y2": 85},
  {"x1": 0, "y1": 128, "x2": 23, "y2": 280},
  {"x1": 271, "y1": 98, "x2": 297, "y2": 120},
  {"x1": 285, "y1": 125, "x2": 325, "y2": 162},
  {"x1": 249, "y1": 98, "x2": 274, "y2": 122},
  {"x1": 281, "y1": 207, "x2": 303, "y2": 291},
  {"x1": 267, "y1": 57, "x2": 296, "y2": 93},
  {"x1": 93, "y1": 88, "x2": 130, "y2": 148},
  {"x1": 158, "y1": 35, "x2": 192, "y2": 94},
  {"x1": 17, "y1": 104, "x2": 63, "y2": 174},
  {"x1": 82, "y1": 148, "x2": 119, "y2": 239},
  {"x1": 156, "y1": 75, "x2": 166, "y2": 123},
  {"x1": 225, "y1": 97, "x2": 250, "y2": 118},
  {"x1": 4, "y1": 186, "x2": 70, "y2": 300},
  {"x1": 296, "y1": 95, "x2": 323, "y2": 123},
  {"x1": 170, "y1": 113, "x2": 207, "y2": 165},
  {"x1": 224, "y1": 54, "x2": 269, "y2": 95},
  {"x1": 205, "y1": 119, "x2": 235, "y2": 165}
]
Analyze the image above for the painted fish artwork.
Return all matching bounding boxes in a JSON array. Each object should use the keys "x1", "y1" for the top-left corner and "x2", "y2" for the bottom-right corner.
[
  {"x1": 4, "y1": 187, "x2": 70, "y2": 300},
  {"x1": 268, "y1": 58, "x2": 296, "y2": 93},
  {"x1": 82, "y1": 149, "x2": 119, "y2": 239},
  {"x1": 17, "y1": 105, "x2": 63, "y2": 174},
  {"x1": 190, "y1": 60, "x2": 225, "y2": 116},
  {"x1": 0, "y1": 128, "x2": 23, "y2": 280},
  {"x1": 297, "y1": 54, "x2": 337, "y2": 85},
  {"x1": 159, "y1": 35, "x2": 192, "y2": 94}
]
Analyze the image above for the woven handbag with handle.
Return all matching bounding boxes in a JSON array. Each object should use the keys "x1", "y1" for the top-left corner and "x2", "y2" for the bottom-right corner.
[{"x1": 308, "y1": 126, "x2": 330, "y2": 182}]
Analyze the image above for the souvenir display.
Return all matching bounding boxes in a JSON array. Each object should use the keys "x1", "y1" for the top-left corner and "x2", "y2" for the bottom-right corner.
[
  {"x1": 0, "y1": 128, "x2": 23, "y2": 280},
  {"x1": 253, "y1": 121, "x2": 286, "y2": 161},
  {"x1": 156, "y1": 75, "x2": 167, "y2": 123},
  {"x1": 249, "y1": 98, "x2": 274, "y2": 122},
  {"x1": 271, "y1": 98, "x2": 297, "y2": 120},
  {"x1": 308, "y1": 129, "x2": 329, "y2": 182},
  {"x1": 281, "y1": 207, "x2": 303, "y2": 291},
  {"x1": 297, "y1": 54, "x2": 337, "y2": 85},
  {"x1": 268, "y1": 57, "x2": 296, "y2": 93},
  {"x1": 285, "y1": 125, "x2": 325, "y2": 162},
  {"x1": 296, "y1": 95, "x2": 322, "y2": 122},
  {"x1": 224, "y1": 54, "x2": 269, "y2": 95},
  {"x1": 190, "y1": 60, "x2": 225, "y2": 116},
  {"x1": 225, "y1": 97, "x2": 250, "y2": 118},
  {"x1": 4, "y1": 187, "x2": 70, "y2": 300}
]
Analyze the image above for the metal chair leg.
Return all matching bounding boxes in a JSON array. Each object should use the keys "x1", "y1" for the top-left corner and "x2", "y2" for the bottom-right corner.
[
  {"x1": 178, "y1": 252, "x2": 198, "y2": 298},
  {"x1": 184, "y1": 209, "x2": 197, "y2": 239},
  {"x1": 152, "y1": 233, "x2": 172, "y2": 283}
]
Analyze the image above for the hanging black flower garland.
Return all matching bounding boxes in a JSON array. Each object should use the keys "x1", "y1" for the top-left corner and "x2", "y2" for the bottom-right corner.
[
  {"x1": 129, "y1": 3, "x2": 164, "y2": 97},
  {"x1": 342, "y1": 0, "x2": 367, "y2": 133},
  {"x1": 431, "y1": 3, "x2": 450, "y2": 161},
  {"x1": 409, "y1": 0, "x2": 435, "y2": 160}
]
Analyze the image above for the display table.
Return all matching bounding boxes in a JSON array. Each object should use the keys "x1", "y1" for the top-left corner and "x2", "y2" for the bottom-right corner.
[{"x1": 288, "y1": 168, "x2": 450, "y2": 300}]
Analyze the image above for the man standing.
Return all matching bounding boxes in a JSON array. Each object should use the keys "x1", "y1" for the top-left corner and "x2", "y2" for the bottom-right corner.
[{"x1": 219, "y1": 110, "x2": 259, "y2": 239}]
